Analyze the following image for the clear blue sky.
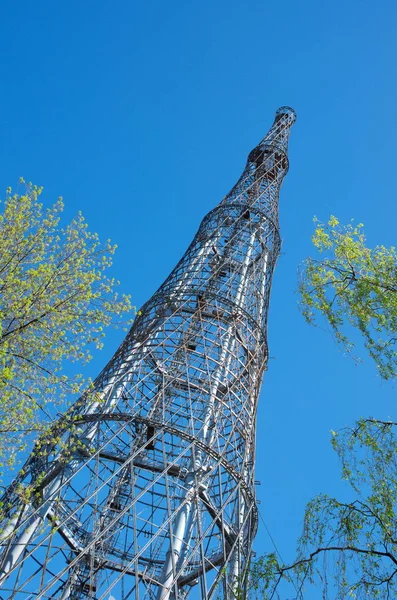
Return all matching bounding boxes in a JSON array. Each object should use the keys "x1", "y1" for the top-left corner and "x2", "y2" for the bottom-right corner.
[{"x1": 1, "y1": 1, "x2": 397, "y2": 596}]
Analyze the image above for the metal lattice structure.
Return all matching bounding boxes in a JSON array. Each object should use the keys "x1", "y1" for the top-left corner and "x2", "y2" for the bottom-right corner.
[{"x1": 0, "y1": 107, "x2": 295, "y2": 600}]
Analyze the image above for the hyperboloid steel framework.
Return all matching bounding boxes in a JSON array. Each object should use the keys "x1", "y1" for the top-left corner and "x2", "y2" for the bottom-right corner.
[{"x1": 0, "y1": 107, "x2": 295, "y2": 600}]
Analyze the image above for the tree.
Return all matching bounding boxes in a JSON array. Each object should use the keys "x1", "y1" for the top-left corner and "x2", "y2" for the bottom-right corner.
[
  {"x1": 299, "y1": 216, "x2": 397, "y2": 380},
  {"x1": 0, "y1": 180, "x2": 132, "y2": 467},
  {"x1": 248, "y1": 217, "x2": 397, "y2": 599},
  {"x1": 250, "y1": 419, "x2": 397, "y2": 599}
]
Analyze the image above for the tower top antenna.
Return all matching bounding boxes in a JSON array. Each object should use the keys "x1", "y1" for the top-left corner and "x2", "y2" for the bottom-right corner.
[{"x1": 275, "y1": 105, "x2": 297, "y2": 123}]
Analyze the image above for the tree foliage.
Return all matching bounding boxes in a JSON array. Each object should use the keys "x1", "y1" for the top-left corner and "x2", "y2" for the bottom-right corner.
[
  {"x1": 249, "y1": 419, "x2": 397, "y2": 600},
  {"x1": 0, "y1": 181, "x2": 132, "y2": 466},
  {"x1": 249, "y1": 217, "x2": 397, "y2": 599},
  {"x1": 299, "y1": 216, "x2": 397, "y2": 379}
]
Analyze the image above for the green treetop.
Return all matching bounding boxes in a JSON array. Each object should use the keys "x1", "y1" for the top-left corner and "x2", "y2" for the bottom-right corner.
[
  {"x1": 299, "y1": 216, "x2": 397, "y2": 379},
  {"x1": 0, "y1": 181, "x2": 133, "y2": 467}
]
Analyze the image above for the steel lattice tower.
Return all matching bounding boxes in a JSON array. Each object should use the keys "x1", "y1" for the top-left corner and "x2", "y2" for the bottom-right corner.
[{"x1": 0, "y1": 107, "x2": 295, "y2": 600}]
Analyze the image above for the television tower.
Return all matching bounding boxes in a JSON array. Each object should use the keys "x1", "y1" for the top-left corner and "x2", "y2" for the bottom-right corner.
[{"x1": 0, "y1": 107, "x2": 295, "y2": 599}]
